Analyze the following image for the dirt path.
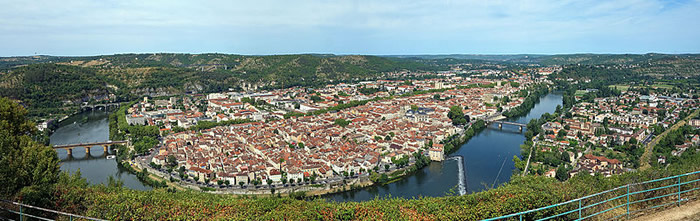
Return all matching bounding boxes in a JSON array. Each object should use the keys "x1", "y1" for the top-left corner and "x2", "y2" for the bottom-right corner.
[{"x1": 631, "y1": 199, "x2": 700, "y2": 221}]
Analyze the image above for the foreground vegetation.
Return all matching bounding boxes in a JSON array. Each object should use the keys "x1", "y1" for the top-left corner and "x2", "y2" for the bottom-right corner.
[{"x1": 42, "y1": 151, "x2": 700, "y2": 220}]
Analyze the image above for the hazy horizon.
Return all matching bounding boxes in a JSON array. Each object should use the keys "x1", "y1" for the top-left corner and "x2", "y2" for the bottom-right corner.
[
  {"x1": 2, "y1": 0, "x2": 699, "y2": 56},
  {"x1": 4, "y1": 52, "x2": 700, "y2": 58}
]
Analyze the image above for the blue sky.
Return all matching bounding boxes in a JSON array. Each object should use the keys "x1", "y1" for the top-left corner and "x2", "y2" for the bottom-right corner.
[{"x1": 1, "y1": 0, "x2": 699, "y2": 56}]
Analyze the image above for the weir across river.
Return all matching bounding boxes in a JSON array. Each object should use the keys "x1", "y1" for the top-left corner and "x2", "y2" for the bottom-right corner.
[{"x1": 447, "y1": 155, "x2": 467, "y2": 195}]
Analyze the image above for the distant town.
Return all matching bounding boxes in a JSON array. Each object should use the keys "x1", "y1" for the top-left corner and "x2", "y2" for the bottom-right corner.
[
  {"x1": 27, "y1": 62, "x2": 699, "y2": 195},
  {"x1": 111, "y1": 68, "x2": 554, "y2": 193},
  {"x1": 529, "y1": 89, "x2": 698, "y2": 179}
]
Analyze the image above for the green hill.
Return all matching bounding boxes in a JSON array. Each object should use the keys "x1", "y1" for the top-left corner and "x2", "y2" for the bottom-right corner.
[
  {"x1": 2, "y1": 53, "x2": 698, "y2": 119},
  {"x1": 0, "y1": 54, "x2": 439, "y2": 118},
  {"x1": 0, "y1": 64, "x2": 111, "y2": 118}
]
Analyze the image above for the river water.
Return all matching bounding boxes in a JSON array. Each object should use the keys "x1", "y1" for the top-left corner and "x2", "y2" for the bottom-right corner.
[
  {"x1": 325, "y1": 92, "x2": 563, "y2": 201},
  {"x1": 49, "y1": 92, "x2": 561, "y2": 197},
  {"x1": 50, "y1": 111, "x2": 151, "y2": 190}
]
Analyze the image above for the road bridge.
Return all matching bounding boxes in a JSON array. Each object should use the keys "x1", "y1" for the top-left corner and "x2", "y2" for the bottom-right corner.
[
  {"x1": 485, "y1": 120, "x2": 527, "y2": 131},
  {"x1": 53, "y1": 140, "x2": 127, "y2": 157},
  {"x1": 80, "y1": 103, "x2": 120, "y2": 111}
]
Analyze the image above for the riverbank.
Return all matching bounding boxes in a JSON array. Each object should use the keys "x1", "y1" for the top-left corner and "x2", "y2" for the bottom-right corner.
[
  {"x1": 502, "y1": 84, "x2": 551, "y2": 119},
  {"x1": 119, "y1": 119, "x2": 486, "y2": 197},
  {"x1": 104, "y1": 87, "x2": 554, "y2": 198},
  {"x1": 50, "y1": 110, "x2": 151, "y2": 190}
]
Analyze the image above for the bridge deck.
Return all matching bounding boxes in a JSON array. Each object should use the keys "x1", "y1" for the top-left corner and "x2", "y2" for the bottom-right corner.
[
  {"x1": 53, "y1": 140, "x2": 127, "y2": 149},
  {"x1": 486, "y1": 120, "x2": 527, "y2": 127},
  {"x1": 80, "y1": 103, "x2": 121, "y2": 109}
]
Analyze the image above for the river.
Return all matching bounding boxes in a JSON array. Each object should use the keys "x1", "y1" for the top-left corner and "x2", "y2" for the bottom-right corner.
[
  {"x1": 325, "y1": 92, "x2": 563, "y2": 201},
  {"x1": 48, "y1": 92, "x2": 561, "y2": 197},
  {"x1": 50, "y1": 110, "x2": 151, "y2": 190}
]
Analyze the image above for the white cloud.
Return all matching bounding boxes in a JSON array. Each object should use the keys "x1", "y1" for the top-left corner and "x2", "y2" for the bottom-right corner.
[{"x1": 0, "y1": 0, "x2": 698, "y2": 55}]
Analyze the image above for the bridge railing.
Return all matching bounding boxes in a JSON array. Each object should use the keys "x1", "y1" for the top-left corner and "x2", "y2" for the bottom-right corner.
[
  {"x1": 0, "y1": 199, "x2": 105, "y2": 221},
  {"x1": 484, "y1": 170, "x2": 700, "y2": 220}
]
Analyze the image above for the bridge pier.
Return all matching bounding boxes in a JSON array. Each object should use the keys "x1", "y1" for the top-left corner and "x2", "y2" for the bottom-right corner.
[
  {"x1": 85, "y1": 146, "x2": 91, "y2": 155},
  {"x1": 53, "y1": 140, "x2": 127, "y2": 155},
  {"x1": 498, "y1": 123, "x2": 503, "y2": 129},
  {"x1": 519, "y1": 126, "x2": 523, "y2": 131},
  {"x1": 66, "y1": 148, "x2": 72, "y2": 157}
]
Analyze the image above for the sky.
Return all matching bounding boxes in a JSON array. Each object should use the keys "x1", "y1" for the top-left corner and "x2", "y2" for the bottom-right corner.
[{"x1": 1, "y1": 0, "x2": 699, "y2": 56}]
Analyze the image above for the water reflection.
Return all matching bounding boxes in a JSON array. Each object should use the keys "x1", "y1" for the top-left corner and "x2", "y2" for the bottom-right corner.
[
  {"x1": 50, "y1": 111, "x2": 151, "y2": 190},
  {"x1": 325, "y1": 92, "x2": 563, "y2": 202}
]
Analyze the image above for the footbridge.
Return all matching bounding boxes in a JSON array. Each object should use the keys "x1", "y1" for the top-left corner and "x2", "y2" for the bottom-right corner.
[{"x1": 52, "y1": 140, "x2": 127, "y2": 157}]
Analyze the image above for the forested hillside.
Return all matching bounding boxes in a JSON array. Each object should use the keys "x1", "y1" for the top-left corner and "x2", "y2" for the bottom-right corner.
[
  {"x1": 0, "y1": 54, "x2": 439, "y2": 118},
  {"x1": 0, "y1": 64, "x2": 111, "y2": 118},
  {"x1": 1, "y1": 53, "x2": 698, "y2": 119}
]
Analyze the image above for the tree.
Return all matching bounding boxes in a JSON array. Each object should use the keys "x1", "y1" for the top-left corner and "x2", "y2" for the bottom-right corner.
[
  {"x1": 310, "y1": 95, "x2": 324, "y2": 103},
  {"x1": 379, "y1": 174, "x2": 389, "y2": 184},
  {"x1": 513, "y1": 155, "x2": 525, "y2": 171},
  {"x1": 0, "y1": 97, "x2": 60, "y2": 207},
  {"x1": 267, "y1": 179, "x2": 273, "y2": 186},
  {"x1": 561, "y1": 152, "x2": 570, "y2": 163},
  {"x1": 384, "y1": 164, "x2": 390, "y2": 172},
  {"x1": 279, "y1": 158, "x2": 285, "y2": 172},
  {"x1": 556, "y1": 166, "x2": 569, "y2": 181},
  {"x1": 628, "y1": 137, "x2": 638, "y2": 145},
  {"x1": 447, "y1": 105, "x2": 467, "y2": 125},
  {"x1": 239, "y1": 181, "x2": 245, "y2": 188},
  {"x1": 557, "y1": 130, "x2": 568, "y2": 140},
  {"x1": 334, "y1": 118, "x2": 351, "y2": 127},
  {"x1": 167, "y1": 155, "x2": 177, "y2": 168}
]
